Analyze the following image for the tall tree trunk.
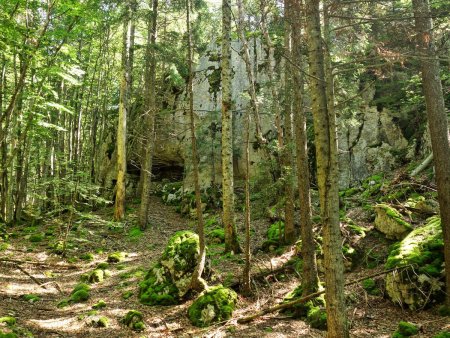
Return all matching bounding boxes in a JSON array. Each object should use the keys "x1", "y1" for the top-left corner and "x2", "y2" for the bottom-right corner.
[
  {"x1": 186, "y1": 0, "x2": 207, "y2": 291},
  {"x1": 222, "y1": 0, "x2": 241, "y2": 253},
  {"x1": 412, "y1": 0, "x2": 450, "y2": 307},
  {"x1": 283, "y1": 0, "x2": 296, "y2": 244},
  {"x1": 139, "y1": 0, "x2": 159, "y2": 228},
  {"x1": 291, "y1": 0, "x2": 319, "y2": 296},
  {"x1": 114, "y1": 0, "x2": 134, "y2": 221},
  {"x1": 304, "y1": 0, "x2": 348, "y2": 336},
  {"x1": 242, "y1": 107, "x2": 252, "y2": 295},
  {"x1": 236, "y1": 0, "x2": 264, "y2": 144}
]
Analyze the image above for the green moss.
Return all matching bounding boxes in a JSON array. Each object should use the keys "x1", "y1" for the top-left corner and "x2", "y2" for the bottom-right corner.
[
  {"x1": 23, "y1": 294, "x2": 40, "y2": 303},
  {"x1": 208, "y1": 228, "x2": 225, "y2": 243},
  {"x1": 29, "y1": 233, "x2": 44, "y2": 242},
  {"x1": 80, "y1": 253, "x2": 94, "y2": 261},
  {"x1": 70, "y1": 289, "x2": 89, "y2": 302},
  {"x1": 362, "y1": 278, "x2": 380, "y2": 296},
  {"x1": 438, "y1": 305, "x2": 450, "y2": 317},
  {"x1": 188, "y1": 286, "x2": 237, "y2": 327},
  {"x1": 281, "y1": 284, "x2": 326, "y2": 329},
  {"x1": 348, "y1": 224, "x2": 366, "y2": 237},
  {"x1": 94, "y1": 316, "x2": 109, "y2": 328},
  {"x1": 122, "y1": 291, "x2": 134, "y2": 299},
  {"x1": 139, "y1": 263, "x2": 179, "y2": 306},
  {"x1": 92, "y1": 300, "x2": 106, "y2": 309},
  {"x1": 0, "y1": 333, "x2": 17, "y2": 338},
  {"x1": 128, "y1": 227, "x2": 143, "y2": 241},
  {"x1": 107, "y1": 252, "x2": 125, "y2": 263},
  {"x1": 88, "y1": 269, "x2": 104, "y2": 283},
  {"x1": 66, "y1": 283, "x2": 90, "y2": 303},
  {"x1": 397, "y1": 321, "x2": 418, "y2": 336},
  {"x1": 96, "y1": 262, "x2": 109, "y2": 270},
  {"x1": 385, "y1": 216, "x2": 443, "y2": 269},
  {"x1": 267, "y1": 221, "x2": 284, "y2": 242},
  {"x1": 122, "y1": 310, "x2": 144, "y2": 331},
  {"x1": 307, "y1": 305, "x2": 327, "y2": 330},
  {"x1": 375, "y1": 204, "x2": 412, "y2": 230},
  {"x1": 434, "y1": 332, "x2": 450, "y2": 338},
  {"x1": 0, "y1": 317, "x2": 16, "y2": 326}
]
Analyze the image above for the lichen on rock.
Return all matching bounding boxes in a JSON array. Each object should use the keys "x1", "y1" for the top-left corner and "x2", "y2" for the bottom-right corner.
[
  {"x1": 385, "y1": 216, "x2": 444, "y2": 310},
  {"x1": 187, "y1": 286, "x2": 237, "y2": 327},
  {"x1": 374, "y1": 204, "x2": 412, "y2": 239}
]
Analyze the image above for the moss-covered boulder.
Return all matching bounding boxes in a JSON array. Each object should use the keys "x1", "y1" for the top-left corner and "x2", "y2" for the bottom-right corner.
[
  {"x1": 188, "y1": 286, "x2": 237, "y2": 327},
  {"x1": 122, "y1": 310, "x2": 145, "y2": 331},
  {"x1": 374, "y1": 204, "x2": 412, "y2": 239},
  {"x1": 139, "y1": 231, "x2": 200, "y2": 306},
  {"x1": 281, "y1": 284, "x2": 327, "y2": 330},
  {"x1": 392, "y1": 321, "x2": 419, "y2": 337},
  {"x1": 385, "y1": 216, "x2": 444, "y2": 310}
]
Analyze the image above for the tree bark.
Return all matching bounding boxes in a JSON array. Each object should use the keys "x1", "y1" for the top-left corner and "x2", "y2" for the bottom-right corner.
[
  {"x1": 291, "y1": 0, "x2": 320, "y2": 296},
  {"x1": 283, "y1": 0, "x2": 296, "y2": 244},
  {"x1": 186, "y1": 0, "x2": 207, "y2": 292},
  {"x1": 139, "y1": 0, "x2": 159, "y2": 228},
  {"x1": 304, "y1": 0, "x2": 348, "y2": 336},
  {"x1": 222, "y1": 0, "x2": 241, "y2": 253},
  {"x1": 412, "y1": 0, "x2": 450, "y2": 307},
  {"x1": 114, "y1": 0, "x2": 135, "y2": 221}
]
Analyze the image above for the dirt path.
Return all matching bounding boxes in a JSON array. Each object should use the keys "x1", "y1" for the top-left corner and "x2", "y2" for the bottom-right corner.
[{"x1": 0, "y1": 196, "x2": 448, "y2": 337}]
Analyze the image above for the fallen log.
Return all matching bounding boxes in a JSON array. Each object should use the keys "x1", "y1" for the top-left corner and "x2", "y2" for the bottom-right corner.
[{"x1": 237, "y1": 265, "x2": 413, "y2": 324}]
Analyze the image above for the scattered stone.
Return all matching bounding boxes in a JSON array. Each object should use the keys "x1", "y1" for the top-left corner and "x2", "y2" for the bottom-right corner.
[
  {"x1": 108, "y1": 252, "x2": 126, "y2": 263},
  {"x1": 92, "y1": 316, "x2": 109, "y2": 328},
  {"x1": 361, "y1": 278, "x2": 381, "y2": 296},
  {"x1": 188, "y1": 286, "x2": 237, "y2": 327},
  {"x1": 88, "y1": 269, "x2": 105, "y2": 283},
  {"x1": 92, "y1": 300, "x2": 106, "y2": 310},
  {"x1": 122, "y1": 291, "x2": 134, "y2": 299},
  {"x1": 373, "y1": 204, "x2": 412, "y2": 239}
]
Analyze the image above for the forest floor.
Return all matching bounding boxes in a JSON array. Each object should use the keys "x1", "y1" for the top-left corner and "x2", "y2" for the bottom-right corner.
[{"x1": 0, "y1": 195, "x2": 448, "y2": 337}]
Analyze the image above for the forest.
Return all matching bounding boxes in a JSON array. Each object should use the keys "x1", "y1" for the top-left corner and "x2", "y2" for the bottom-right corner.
[{"x1": 0, "y1": 0, "x2": 449, "y2": 337}]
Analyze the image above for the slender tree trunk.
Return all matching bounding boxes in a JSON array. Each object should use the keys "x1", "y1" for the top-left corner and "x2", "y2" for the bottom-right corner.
[
  {"x1": 139, "y1": 0, "x2": 159, "y2": 228},
  {"x1": 304, "y1": 0, "x2": 348, "y2": 336},
  {"x1": 114, "y1": 0, "x2": 134, "y2": 221},
  {"x1": 291, "y1": 0, "x2": 320, "y2": 296},
  {"x1": 186, "y1": 0, "x2": 207, "y2": 291},
  {"x1": 222, "y1": 0, "x2": 241, "y2": 253},
  {"x1": 412, "y1": 0, "x2": 450, "y2": 307},
  {"x1": 283, "y1": 0, "x2": 296, "y2": 244},
  {"x1": 236, "y1": 0, "x2": 264, "y2": 144},
  {"x1": 242, "y1": 107, "x2": 251, "y2": 295}
]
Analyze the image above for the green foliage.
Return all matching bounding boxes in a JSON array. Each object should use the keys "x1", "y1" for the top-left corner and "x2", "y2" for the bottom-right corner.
[
  {"x1": 433, "y1": 332, "x2": 450, "y2": 338},
  {"x1": 139, "y1": 263, "x2": 179, "y2": 306},
  {"x1": 79, "y1": 253, "x2": 94, "y2": 261},
  {"x1": 187, "y1": 286, "x2": 237, "y2": 327},
  {"x1": 22, "y1": 294, "x2": 40, "y2": 303},
  {"x1": 0, "y1": 333, "x2": 17, "y2": 338},
  {"x1": 128, "y1": 227, "x2": 143, "y2": 241},
  {"x1": 121, "y1": 310, "x2": 145, "y2": 331},
  {"x1": 88, "y1": 269, "x2": 104, "y2": 283},
  {"x1": 122, "y1": 291, "x2": 134, "y2": 300},
  {"x1": 29, "y1": 233, "x2": 44, "y2": 243},
  {"x1": 362, "y1": 278, "x2": 380, "y2": 296},
  {"x1": 438, "y1": 305, "x2": 450, "y2": 317}
]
